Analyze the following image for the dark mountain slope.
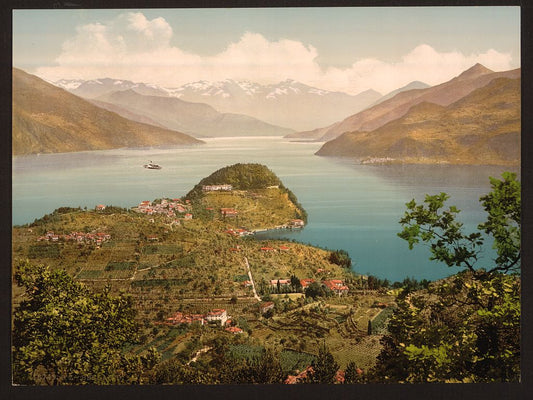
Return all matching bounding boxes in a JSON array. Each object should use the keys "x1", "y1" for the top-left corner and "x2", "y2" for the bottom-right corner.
[{"x1": 12, "y1": 68, "x2": 202, "y2": 155}]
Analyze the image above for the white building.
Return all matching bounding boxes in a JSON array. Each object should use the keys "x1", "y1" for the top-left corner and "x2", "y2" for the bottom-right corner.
[{"x1": 205, "y1": 309, "x2": 228, "y2": 326}]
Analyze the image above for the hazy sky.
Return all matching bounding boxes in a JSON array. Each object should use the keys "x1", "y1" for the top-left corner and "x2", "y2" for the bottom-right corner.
[{"x1": 13, "y1": 7, "x2": 520, "y2": 94}]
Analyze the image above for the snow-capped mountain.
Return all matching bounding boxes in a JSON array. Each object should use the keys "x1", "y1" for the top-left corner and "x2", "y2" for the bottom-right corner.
[
  {"x1": 167, "y1": 79, "x2": 382, "y2": 131},
  {"x1": 54, "y1": 78, "x2": 382, "y2": 131},
  {"x1": 53, "y1": 78, "x2": 168, "y2": 99}
]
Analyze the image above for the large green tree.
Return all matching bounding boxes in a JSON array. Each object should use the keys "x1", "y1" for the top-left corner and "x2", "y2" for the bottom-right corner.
[
  {"x1": 12, "y1": 260, "x2": 158, "y2": 385},
  {"x1": 305, "y1": 343, "x2": 339, "y2": 383},
  {"x1": 397, "y1": 172, "x2": 520, "y2": 275},
  {"x1": 371, "y1": 172, "x2": 520, "y2": 383}
]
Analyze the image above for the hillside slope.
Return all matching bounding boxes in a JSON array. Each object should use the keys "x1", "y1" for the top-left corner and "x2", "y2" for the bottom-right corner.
[
  {"x1": 12, "y1": 68, "x2": 202, "y2": 155},
  {"x1": 289, "y1": 64, "x2": 520, "y2": 142},
  {"x1": 96, "y1": 89, "x2": 294, "y2": 138},
  {"x1": 316, "y1": 77, "x2": 520, "y2": 166}
]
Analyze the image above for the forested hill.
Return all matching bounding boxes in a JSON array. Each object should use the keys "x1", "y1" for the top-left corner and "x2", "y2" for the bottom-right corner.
[{"x1": 186, "y1": 163, "x2": 307, "y2": 222}]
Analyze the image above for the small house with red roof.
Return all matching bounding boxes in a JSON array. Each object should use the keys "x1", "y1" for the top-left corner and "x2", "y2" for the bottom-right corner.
[
  {"x1": 270, "y1": 279, "x2": 290, "y2": 288},
  {"x1": 220, "y1": 208, "x2": 238, "y2": 217},
  {"x1": 323, "y1": 279, "x2": 349, "y2": 296},
  {"x1": 290, "y1": 219, "x2": 305, "y2": 227},
  {"x1": 259, "y1": 301, "x2": 275, "y2": 314},
  {"x1": 166, "y1": 312, "x2": 206, "y2": 326},
  {"x1": 260, "y1": 247, "x2": 275, "y2": 252},
  {"x1": 284, "y1": 366, "x2": 313, "y2": 384},
  {"x1": 225, "y1": 326, "x2": 243, "y2": 334},
  {"x1": 300, "y1": 278, "x2": 315, "y2": 290}
]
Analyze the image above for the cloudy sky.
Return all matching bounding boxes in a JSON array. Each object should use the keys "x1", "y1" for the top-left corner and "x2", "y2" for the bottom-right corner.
[{"x1": 13, "y1": 7, "x2": 520, "y2": 95}]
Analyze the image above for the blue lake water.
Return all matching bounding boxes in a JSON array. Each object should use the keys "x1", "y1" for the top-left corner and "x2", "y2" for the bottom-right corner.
[{"x1": 12, "y1": 136, "x2": 517, "y2": 282}]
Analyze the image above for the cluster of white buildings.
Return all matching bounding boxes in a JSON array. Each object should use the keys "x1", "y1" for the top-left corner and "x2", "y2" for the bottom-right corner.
[
  {"x1": 166, "y1": 308, "x2": 229, "y2": 326},
  {"x1": 136, "y1": 198, "x2": 192, "y2": 219},
  {"x1": 165, "y1": 308, "x2": 244, "y2": 334},
  {"x1": 37, "y1": 231, "x2": 111, "y2": 246},
  {"x1": 269, "y1": 278, "x2": 349, "y2": 296},
  {"x1": 202, "y1": 184, "x2": 233, "y2": 192}
]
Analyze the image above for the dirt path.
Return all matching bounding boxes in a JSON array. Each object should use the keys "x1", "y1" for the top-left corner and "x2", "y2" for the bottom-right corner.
[
  {"x1": 187, "y1": 346, "x2": 212, "y2": 365},
  {"x1": 244, "y1": 256, "x2": 262, "y2": 301}
]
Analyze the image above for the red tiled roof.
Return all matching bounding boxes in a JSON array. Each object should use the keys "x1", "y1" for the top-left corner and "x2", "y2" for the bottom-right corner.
[
  {"x1": 335, "y1": 370, "x2": 345, "y2": 383},
  {"x1": 208, "y1": 309, "x2": 226, "y2": 316},
  {"x1": 300, "y1": 278, "x2": 315, "y2": 287},
  {"x1": 225, "y1": 326, "x2": 243, "y2": 334},
  {"x1": 284, "y1": 366, "x2": 314, "y2": 384}
]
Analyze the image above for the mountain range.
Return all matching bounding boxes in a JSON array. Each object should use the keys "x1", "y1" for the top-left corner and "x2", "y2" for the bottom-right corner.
[
  {"x1": 166, "y1": 79, "x2": 382, "y2": 131},
  {"x1": 288, "y1": 64, "x2": 520, "y2": 142},
  {"x1": 12, "y1": 68, "x2": 202, "y2": 155},
  {"x1": 93, "y1": 89, "x2": 294, "y2": 138},
  {"x1": 315, "y1": 76, "x2": 520, "y2": 166},
  {"x1": 54, "y1": 78, "x2": 384, "y2": 131},
  {"x1": 15, "y1": 63, "x2": 520, "y2": 165}
]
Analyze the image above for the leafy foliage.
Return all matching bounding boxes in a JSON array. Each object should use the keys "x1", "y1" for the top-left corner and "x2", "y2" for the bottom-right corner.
[
  {"x1": 398, "y1": 172, "x2": 520, "y2": 274},
  {"x1": 368, "y1": 306, "x2": 396, "y2": 335},
  {"x1": 344, "y1": 361, "x2": 362, "y2": 383},
  {"x1": 12, "y1": 260, "x2": 158, "y2": 385},
  {"x1": 27, "y1": 244, "x2": 60, "y2": 259},
  {"x1": 328, "y1": 249, "x2": 352, "y2": 269},
  {"x1": 478, "y1": 172, "x2": 521, "y2": 272},
  {"x1": 371, "y1": 173, "x2": 520, "y2": 383},
  {"x1": 305, "y1": 343, "x2": 339, "y2": 383},
  {"x1": 305, "y1": 282, "x2": 330, "y2": 299},
  {"x1": 280, "y1": 349, "x2": 316, "y2": 374}
]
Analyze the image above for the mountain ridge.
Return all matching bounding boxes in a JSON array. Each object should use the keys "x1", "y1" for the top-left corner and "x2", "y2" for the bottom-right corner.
[
  {"x1": 54, "y1": 77, "x2": 383, "y2": 131},
  {"x1": 95, "y1": 89, "x2": 294, "y2": 137},
  {"x1": 315, "y1": 76, "x2": 520, "y2": 166},
  {"x1": 12, "y1": 68, "x2": 202, "y2": 155},
  {"x1": 288, "y1": 64, "x2": 520, "y2": 142}
]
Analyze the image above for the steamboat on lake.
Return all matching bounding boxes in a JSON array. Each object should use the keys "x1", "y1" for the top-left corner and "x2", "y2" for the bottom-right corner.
[{"x1": 143, "y1": 161, "x2": 162, "y2": 170}]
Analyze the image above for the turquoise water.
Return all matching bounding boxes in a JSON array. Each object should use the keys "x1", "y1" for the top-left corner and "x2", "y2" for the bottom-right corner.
[{"x1": 12, "y1": 137, "x2": 516, "y2": 282}]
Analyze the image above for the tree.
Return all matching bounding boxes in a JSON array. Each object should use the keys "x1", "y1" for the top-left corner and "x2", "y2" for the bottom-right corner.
[
  {"x1": 153, "y1": 357, "x2": 216, "y2": 384},
  {"x1": 290, "y1": 274, "x2": 302, "y2": 292},
  {"x1": 371, "y1": 173, "x2": 521, "y2": 383},
  {"x1": 344, "y1": 361, "x2": 361, "y2": 383},
  {"x1": 328, "y1": 249, "x2": 352, "y2": 269},
  {"x1": 397, "y1": 172, "x2": 520, "y2": 275},
  {"x1": 12, "y1": 260, "x2": 157, "y2": 385},
  {"x1": 247, "y1": 348, "x2": 285, "y2": 383},
  {"x1": 305, "y1": 282, "x2": 326, "y2": 299},
  {"x1": 306, "y1": 343, "x2": 339, "y2": 383}
]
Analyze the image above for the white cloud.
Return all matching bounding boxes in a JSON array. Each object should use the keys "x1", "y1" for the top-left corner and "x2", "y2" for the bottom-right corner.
[{"x1": 36, "y1": 12, "x2": 516, "y2": 95}]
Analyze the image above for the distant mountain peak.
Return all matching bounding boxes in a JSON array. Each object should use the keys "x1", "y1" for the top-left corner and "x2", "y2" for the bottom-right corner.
[{"x1": 456, "y1": 63, "x2": 494, "y2": 80}]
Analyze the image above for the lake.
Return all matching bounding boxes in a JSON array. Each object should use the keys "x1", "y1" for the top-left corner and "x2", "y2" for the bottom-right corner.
[{"x1": 12, "y1": 136, "x2": 517, "y2": 282}]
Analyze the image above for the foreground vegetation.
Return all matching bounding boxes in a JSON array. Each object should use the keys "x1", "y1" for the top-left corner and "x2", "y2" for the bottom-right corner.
[{"x1": 11, "y1": 165, "x2": 520, "y2": 384}]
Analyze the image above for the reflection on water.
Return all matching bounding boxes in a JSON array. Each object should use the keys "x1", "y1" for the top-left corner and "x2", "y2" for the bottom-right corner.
[{"x1": 12, "y1": 137, "x2": 518, "y2": 282}]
